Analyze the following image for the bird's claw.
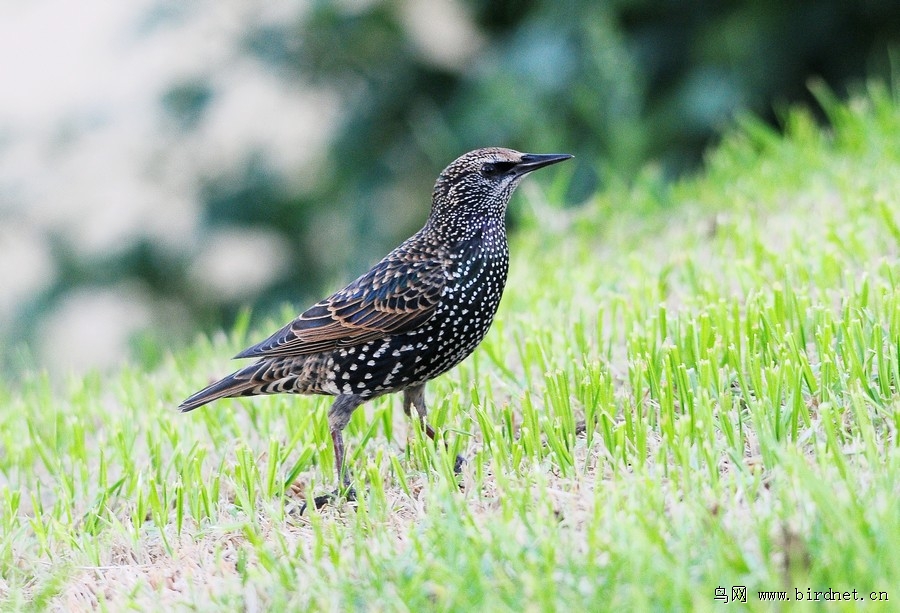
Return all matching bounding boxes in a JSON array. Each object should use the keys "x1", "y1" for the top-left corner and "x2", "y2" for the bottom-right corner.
[
  {"x1": 297, "y1": 485, "x2": 356, "y2": 515},
  {"x1": 453, "y1": 454, "x2": 465, "y2": 474}
]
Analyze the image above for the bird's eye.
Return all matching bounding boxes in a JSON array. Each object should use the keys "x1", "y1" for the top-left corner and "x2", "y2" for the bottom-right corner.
[{"x1": 480, "y1": 161, "x2": 517, "y2": 177}]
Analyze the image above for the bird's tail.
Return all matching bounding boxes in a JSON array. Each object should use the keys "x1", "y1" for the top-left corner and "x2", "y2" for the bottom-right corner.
[{"x1": 179, "y1": 361, "x2": 269, "y2": 412}]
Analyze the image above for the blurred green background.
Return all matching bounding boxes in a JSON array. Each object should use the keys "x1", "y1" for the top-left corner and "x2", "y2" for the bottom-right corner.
[{"x1": 1, "y1": 0, "x2": 899, "y2": 375}]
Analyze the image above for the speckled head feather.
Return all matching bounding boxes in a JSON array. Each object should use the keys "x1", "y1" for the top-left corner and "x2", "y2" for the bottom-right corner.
[
  {"x1": 431, "y1": 148, "x2": 572, "y2": 225},
  {"x1": 179, "y1": 146, "x2": 572, "y2": 510}
]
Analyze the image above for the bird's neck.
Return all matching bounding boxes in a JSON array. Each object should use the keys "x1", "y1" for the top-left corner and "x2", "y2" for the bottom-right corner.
[{"x1": 425, "y1": 211, "x2": 507, "y2": 244}]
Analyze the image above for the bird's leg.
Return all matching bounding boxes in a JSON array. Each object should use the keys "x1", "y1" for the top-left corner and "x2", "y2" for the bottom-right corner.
[
  {"x1": 300, "y1": 394, "x2": 363, "y2": 513},
  {"x1": 331, "y1": 428, "x2": 352, "y2": 491},
  {"x1": 403, "y1": 385, "x2": 465, "y2": 474}
]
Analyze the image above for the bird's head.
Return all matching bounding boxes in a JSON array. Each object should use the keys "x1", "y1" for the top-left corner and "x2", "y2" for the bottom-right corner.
[{"x1": 430, "y1": 147, "x2": 573, "y2": 227}]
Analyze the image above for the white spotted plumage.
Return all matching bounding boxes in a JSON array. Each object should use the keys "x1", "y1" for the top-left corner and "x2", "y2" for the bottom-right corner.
[{"x1": 179, "y1": 147, "x2": 572, "y2": 500}]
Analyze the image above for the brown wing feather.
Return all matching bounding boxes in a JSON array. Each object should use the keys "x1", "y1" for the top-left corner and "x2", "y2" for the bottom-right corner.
[{"x1": 234, "y1": 245, "x2": 447, "y2": 359}]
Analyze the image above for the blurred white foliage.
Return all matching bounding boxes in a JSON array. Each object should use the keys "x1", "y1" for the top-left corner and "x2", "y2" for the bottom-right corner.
[
  {"x1": 188, "y1": 227, "x2": 292, "y2": 301},
  {"x1": 401, "y1": 0, "x2": 484, "y2": 70},
  {"x1": 37, "y1": 285, "x2": 155, "y2": 374},
  {"x1": 0, "y1": 223, "x2": 57, "y2": 321}
]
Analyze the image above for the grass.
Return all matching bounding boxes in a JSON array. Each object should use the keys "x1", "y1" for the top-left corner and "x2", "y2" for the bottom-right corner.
[{"x1": 2, "y1": 81, "x2": 900, "y2": 611}]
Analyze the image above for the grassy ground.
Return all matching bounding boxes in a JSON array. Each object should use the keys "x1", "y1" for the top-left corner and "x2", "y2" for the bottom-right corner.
[{"x1": 2, "y1": 83, "x2": 899, "y2": 611}]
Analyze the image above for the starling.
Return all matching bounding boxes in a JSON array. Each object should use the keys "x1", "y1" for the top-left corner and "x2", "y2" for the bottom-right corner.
[{"x1": 179, "y1": 147, "x2": 572, "y2": 506}]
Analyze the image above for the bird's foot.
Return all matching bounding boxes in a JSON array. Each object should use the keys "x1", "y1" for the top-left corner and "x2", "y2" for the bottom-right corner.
[
  {"x1": 297, "y1": 485, "x2": 356, "y2": 516},
  {"x1": 453, "y1": 454, "x2": 465, "y2": 475}
]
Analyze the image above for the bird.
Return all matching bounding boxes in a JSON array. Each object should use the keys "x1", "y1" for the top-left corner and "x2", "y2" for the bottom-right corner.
[{"x1": 179, "y1": 147, "x2": 572, "y2": 508}]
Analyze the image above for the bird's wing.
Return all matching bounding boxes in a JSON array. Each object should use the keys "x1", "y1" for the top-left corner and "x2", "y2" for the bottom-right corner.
[{"x1": 234, "y1": 252, "x2": 448, "y2": 359}]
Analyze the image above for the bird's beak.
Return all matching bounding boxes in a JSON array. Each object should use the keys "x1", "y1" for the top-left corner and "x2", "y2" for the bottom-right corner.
[{"x1": 514, "y1": 153, "x2": 574, "y2": 175}]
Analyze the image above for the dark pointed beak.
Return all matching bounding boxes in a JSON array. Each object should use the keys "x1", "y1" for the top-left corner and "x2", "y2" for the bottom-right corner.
[{"x1": 514, "y1": 153, "x2": 574, "y2": 175}]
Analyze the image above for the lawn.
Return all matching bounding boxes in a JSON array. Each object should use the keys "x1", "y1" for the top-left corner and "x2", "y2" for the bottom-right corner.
[{"x1": 2, "y1": 83, "x2": 899, "y2": 611}]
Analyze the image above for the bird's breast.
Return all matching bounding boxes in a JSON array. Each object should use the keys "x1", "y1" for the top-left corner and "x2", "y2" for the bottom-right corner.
[{"x1": 429, "y1": 229, "x2": 510, "y2": 357}]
